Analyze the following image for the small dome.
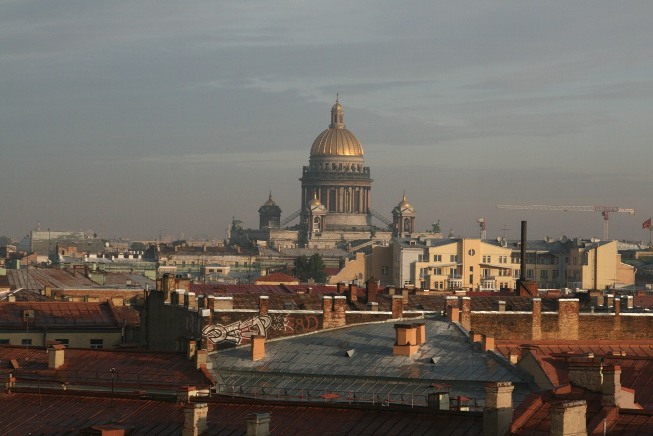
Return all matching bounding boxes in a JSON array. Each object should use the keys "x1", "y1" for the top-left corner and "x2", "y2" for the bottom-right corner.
[
  {"x1": 398, "y1": 194, "x2": 412, "y2": 210},
  {"x1": 309, "y1": 195, "x2": 322, "y2": 207}
]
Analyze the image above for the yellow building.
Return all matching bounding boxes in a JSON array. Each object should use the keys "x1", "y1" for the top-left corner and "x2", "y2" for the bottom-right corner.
[
  {"x1": 411, "y1": 239, "x2": 515, "y2": 291},
  {"x1": 390, "y1": 237, "x2": 635, "y2": 291}
]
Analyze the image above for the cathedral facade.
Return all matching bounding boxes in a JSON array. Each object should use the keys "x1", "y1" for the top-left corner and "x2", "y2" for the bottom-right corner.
[
  {"x1": 250, "y1": 100, "x2": 416, "y2": 249},
  {"x1": 299, "y1": 100, "x2": 374, "y2": 241}
]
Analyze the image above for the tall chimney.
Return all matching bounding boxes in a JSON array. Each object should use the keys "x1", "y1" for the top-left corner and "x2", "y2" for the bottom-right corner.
[
  {"x1": 183, "y1": 403, "x2": 208, "y2": 436},
  {"x1": 483, "y1": 381, "x2": 514, "y2": 436}
]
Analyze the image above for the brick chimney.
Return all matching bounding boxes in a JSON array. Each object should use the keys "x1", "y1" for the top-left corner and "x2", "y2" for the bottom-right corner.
[
  {"x1": 483, "y1": 381, "x2": 514, "y2": 436},
  {"x1": 614, "y1": 297, "x2": 621, "y2": 316},
  {"x1": 460, "y1": 297, "x2": 471, "y2": 330},
  {"x1": 393, "y1": 324, "x2": 419, "y2": 356},
  {"x1": 187, "y1": 340, "x2": 197, "y2": 360},
  {"x1": 558, "y1": 299, "x2": 579, "y2": 340},
  {"x1": 48, "y1": 344, "x2": 65, "y2": 369},
  {"x1": 336, "y1": 282, "x2": 347, "y2": 294},
  {"x1": 251, "y1": 335, "x2": 265, "y2": 361},
  {"x1": 391, "y1": 295, "x2": 403, "y2": 319},
  {"x1": 549, "y1": 400, "x2": 587, "y2": 436},
  {"x1": 259, "y1": 296, "x2": 269, "y2": 315},
  {"x1": 347, "y1": 284, "x2": 358, "y2": 304},
  {"x1": 446, "y1": 305, "x2": 460, "y2": 323},
  {"x1": 497, "y1": 301, "x2": 506, "y2": 312},
  {"x1": 246, "y1": 413, "x2": 271, "y2": 436},
  {"x1": 183, "y1": 402, "x2": 208, "y2": 436},
  {"x1": 365, "y1": 278, "x2": 379, "y2": 304},
  {"x1": 531, "y1": 298, "x2": 542, "y2": 340},
  {"x1": 413, "y1": 322, "x2": 426, "y2": 345},
  {"x1": 481, "y1": 334, "x2": 495, "y2": 352}
]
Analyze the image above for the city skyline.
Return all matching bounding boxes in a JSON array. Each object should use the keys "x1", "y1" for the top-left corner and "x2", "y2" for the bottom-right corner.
[{"x1": 2, "y1": 2, "x2": 652, "y2": 242}]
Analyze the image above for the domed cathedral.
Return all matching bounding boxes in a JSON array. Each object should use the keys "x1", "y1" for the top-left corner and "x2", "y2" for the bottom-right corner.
[{"x1": 300, "y1": 99, "x2": 373, "y2": 241}]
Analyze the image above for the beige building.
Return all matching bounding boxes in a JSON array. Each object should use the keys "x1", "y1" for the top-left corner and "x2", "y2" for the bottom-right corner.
[{"x1": 389, "y1": 237, "x2": 635, "y2": 292}]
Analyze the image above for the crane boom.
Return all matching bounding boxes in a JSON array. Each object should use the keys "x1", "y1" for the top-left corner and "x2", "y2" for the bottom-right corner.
[{"x1": 496, "y1": 204, "x2": 636, "y2": 240}]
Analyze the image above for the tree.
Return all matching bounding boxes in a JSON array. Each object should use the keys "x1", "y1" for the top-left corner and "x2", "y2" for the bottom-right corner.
[
  {"x1": 293, "y1": 253, "x2": 327, "y2": 283},
  {"x1": 130, "y1": 242, "x2": 147, "y2": 251},
  {"x1": 0, "y1": 236, "x2": 12, "y2": 246}
]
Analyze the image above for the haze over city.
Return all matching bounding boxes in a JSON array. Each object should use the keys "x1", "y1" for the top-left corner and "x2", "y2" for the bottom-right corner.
[{"x1": 2, "y1": 1, "x2": 652, "y2": 242}]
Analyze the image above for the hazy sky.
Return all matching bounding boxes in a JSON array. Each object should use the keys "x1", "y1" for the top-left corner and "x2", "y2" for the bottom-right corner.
[{"x1": 2, "y1": 1, "x2": 652, "y2": 242}]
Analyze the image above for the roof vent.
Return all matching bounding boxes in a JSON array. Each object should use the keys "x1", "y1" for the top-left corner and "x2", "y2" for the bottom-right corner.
[{"x1": 345, "y1": 349, "x2": 355, "y2": 358}]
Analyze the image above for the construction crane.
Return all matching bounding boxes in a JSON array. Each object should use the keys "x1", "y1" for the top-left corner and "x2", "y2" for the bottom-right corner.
[{"x1": 496, "y1": 204, "x2": 636, "y2": 240}]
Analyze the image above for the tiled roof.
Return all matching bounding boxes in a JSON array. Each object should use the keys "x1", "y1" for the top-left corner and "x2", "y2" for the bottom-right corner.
[
  {"x1": 191, "y1": 283, "x2": 336, "y2": 296},
  {"x1": 0, "y1": 301, "x2": 140, "y2": 329},
  {"x1": 256, "y1": 272, "x2": 299, "y2": 283},
  {"x1": 495, "y1": 340, "x2": 653, "y2": 409},
  {"x1": 0, "y1": 393, "x2": 484, "y2": 435}
]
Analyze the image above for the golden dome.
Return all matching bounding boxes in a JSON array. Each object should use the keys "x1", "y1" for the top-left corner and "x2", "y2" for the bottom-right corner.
[
  {"x1": 309, "y1": 195, "x2": 323, "y2": 207},
  {"x1": 398, "y1": 194, "x2": 412, "y2": 210},
  {"x1": 310, "y1": 100, "x2": 364, "y2": 157}
]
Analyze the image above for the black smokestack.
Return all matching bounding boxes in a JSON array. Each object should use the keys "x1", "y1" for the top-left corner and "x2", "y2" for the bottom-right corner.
[{"x1": 520, "y1": 220, "x2": 527, "y2": 281}]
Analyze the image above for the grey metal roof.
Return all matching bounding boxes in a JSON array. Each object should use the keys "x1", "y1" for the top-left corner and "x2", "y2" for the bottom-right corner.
[{"x1": 210, "y1": 317, "x2": 532, "y2": 406}]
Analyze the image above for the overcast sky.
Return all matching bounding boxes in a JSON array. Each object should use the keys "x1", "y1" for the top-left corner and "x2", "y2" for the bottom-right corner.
[{"x1": 1, "y1": 1, "x2": 652, "y2": 243}]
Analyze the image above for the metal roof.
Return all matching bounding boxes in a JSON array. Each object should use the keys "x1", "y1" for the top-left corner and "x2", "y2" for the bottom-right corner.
[{"x1": 211, "y1": 317, "x2": 532, "y2": 406}]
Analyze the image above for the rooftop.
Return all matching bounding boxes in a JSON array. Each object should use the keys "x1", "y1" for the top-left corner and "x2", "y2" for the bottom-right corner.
[{"x1": 211, "y1": 317, "x2": 533, "y2": 407}]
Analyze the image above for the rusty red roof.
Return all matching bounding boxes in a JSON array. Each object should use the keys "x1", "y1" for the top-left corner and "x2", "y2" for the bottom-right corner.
[
  {"x1": 496, "y1": 340, "x2": 653, "y2": 409},
  {"x1": 255, "y1": 272, "x2": 299, "y2": 283},
  {"x1": 0, "y1": 301, "x2": 139, "y2": 329},
  {"x1": 0, "y1": 345, "x2": 211, "y2": 391},
  {"x1": 0, "y1": 393, "x2": 484, "y2": 435}
]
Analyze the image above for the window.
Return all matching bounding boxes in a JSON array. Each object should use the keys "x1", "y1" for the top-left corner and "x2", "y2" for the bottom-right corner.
[
  {"x1": 527, "y1": 269, "x2": 534, "y2": 279},
  {"x1": 540, "y1": 270, "x2": 548, "y2": 279},
  {"x1": 21, "y1": 339, "x2": 32, "y2": 346},
  {"x1": 553, "y1": 270, "x2": 559, "y2": 279},
  {"x1": 381, "y1": 266, "x2": 389, "y2": 275},
  {"x1": 469, "y1": 274, "x2": 474, "y2": 284},
  {"x1": 433, "y1": 254, "x2": 442, "y2": 262},
  {"x1": 450, "y1": 254, "x2": 458, "y2": 262},
  {"x1": 90, "y1": 339, "x2": 104, "y2": 349},
  {"x1": 55, "y1": 339, "x2": 69, "y2": 347},
  {"x1": 0, "y1": 339, "x2": 9, "y2": 345},
  {"x1": 482, "y1": 255, "x2": 491, "y2": 263}
]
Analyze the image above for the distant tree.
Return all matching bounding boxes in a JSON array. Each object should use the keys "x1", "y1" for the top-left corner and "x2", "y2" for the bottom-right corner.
[
  {"x1": 130, "y1": 242, "x2": 147, "y2": 251},
  {"x1": 294, "y1": 253, "x2": 327, "y2": 283},
  {"x1": 0, "y1": 236, "x2": 12, "y2": 246}
]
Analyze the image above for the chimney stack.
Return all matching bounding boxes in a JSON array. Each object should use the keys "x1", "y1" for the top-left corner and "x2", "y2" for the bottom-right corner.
[
  {"x1": 251, "y1": 335, "x2": 265, "y2": 361},
  {"x1": 365, "y1": 278, "x2": 378, "y2": 304},
  {"x1": 259, "y1": 296, "x2": 269, "y2": 315},
  {"x1": 393, "y1": 324, "x2": 419, "y2": 356},
  {"x1": 48, "y1": 344, "x2": 65, "y2": 369},
  {"x1": 483, "y1": 382, "x2": 514, "y2": 436},
  {"x1": 182, "y1": 403, "x2": 208, "y2": 436},
  {"x1": 246, "y1": 413, "x2": 271, "y2": 436},
  {"x1": 391, "y1": 295, "x2": 403, "y2": 319},
  {"x1": 347, "y1": 284, "x2": 358, "y2": 304},
  {"x1": 549, "y1": 400, "x2": 587, "y2": 436}
]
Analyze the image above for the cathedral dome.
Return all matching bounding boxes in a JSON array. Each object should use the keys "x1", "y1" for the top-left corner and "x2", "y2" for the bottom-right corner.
[{"x1": 310, "y1": 100, "x2": 364, "y2": 157}]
